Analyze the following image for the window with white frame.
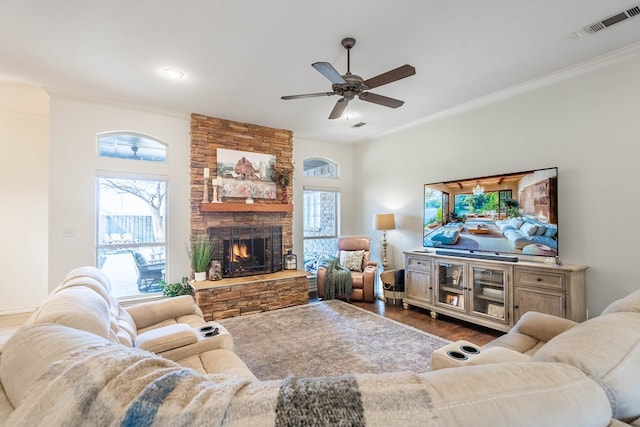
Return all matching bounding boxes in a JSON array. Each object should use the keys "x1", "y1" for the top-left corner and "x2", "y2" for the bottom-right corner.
[
  {"x1": 302, "y1": 158, "x2": 339, "y2": 272},
  {"x1": 96, "y1": 132, "x2": 168, "y2": 298}
]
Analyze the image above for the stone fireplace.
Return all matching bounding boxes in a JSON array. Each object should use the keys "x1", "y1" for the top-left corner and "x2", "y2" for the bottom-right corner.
[
  {"x1": 188, "y1": 114, "x2": 307, "y2": 320},
  {"x1": 189, "y1": 113, "x2": 294, "y2": 261},
  {"x1": 209, "y1": 226, "x2": 283, "y2": 278}
]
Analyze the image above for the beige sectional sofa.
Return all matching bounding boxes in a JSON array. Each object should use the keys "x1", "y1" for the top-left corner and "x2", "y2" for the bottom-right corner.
[
  {"x1": 1, "y1": 266, "x2": 640, "y2": 426},
  {"x1": 14, "y1": 266, "x2": 254, "y2": 379}
]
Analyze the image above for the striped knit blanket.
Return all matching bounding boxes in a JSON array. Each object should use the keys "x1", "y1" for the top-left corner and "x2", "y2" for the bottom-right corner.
[
  {"x1": 4, "y1": 341, "x2": 610, "y2": 426},
  {"x1": 4, "y1": 343, "x2": 436, "y2": 426}
]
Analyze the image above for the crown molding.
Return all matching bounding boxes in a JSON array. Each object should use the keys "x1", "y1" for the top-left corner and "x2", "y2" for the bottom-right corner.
[{"x1": 382, "y1": 41, "x2": 640, "y2": 138}]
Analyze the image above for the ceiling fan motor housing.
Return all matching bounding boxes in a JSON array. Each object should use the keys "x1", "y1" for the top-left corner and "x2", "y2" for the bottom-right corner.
[{"x1": 332, "y1": 74, "x2": 368, "y2": 100}]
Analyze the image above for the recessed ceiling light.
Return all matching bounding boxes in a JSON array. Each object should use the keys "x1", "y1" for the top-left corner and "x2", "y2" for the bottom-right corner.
[{"x1": 163, "y1": 68, "x2": 184, "y2": 80}]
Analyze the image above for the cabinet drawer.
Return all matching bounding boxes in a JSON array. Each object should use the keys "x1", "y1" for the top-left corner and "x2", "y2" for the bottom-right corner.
[
  {"x1": 406, "y1": 256, "x2": 432, "y2": 272},
  {"x1": 515, "y1": 269, "x2": 565, "y2": 291}
]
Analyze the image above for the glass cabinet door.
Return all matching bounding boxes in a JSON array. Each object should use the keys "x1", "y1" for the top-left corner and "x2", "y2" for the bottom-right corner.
[
  {"x1": 436, "y1": 262, "x2": 465, "y2": 311},
  {"x1": 471, "y1": 264, "x2": 508, "y2": 323}
]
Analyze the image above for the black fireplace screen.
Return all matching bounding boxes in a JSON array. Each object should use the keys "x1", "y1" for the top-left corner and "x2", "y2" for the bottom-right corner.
[{"x1": 208, "y1": 226, "x2": 283, "y2": 278}]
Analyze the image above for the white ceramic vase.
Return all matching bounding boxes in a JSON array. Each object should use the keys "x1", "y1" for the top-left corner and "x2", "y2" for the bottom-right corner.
[{"x1": 194, "y1": 271, "x2": 207, "y2": 281}]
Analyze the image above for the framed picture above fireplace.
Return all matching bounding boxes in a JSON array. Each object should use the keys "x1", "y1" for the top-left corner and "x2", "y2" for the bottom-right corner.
[{"x1": 216, "y1": 148, "x2": 277, "y2": 199}]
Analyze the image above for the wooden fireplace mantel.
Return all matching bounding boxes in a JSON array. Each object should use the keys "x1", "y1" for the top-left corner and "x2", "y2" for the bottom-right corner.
[{"x1": 200, "y1": 202, "x2": 292, "y2": 213}]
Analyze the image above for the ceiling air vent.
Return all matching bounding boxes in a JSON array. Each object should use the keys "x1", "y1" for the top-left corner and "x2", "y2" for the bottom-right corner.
[
  {"x1": 628, "y1": 6, "x2": 640, "y2": 17},
  {"x1": 582, "y1": 5, "x2": 640, "y2": 35},
  {"x1": 352, "y1": 122, "x2": 367, "y2": 128}
]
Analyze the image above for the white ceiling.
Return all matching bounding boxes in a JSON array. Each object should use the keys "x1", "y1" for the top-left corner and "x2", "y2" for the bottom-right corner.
[{"x1": 2, "y1": 1, "x2": 640, "y2": 144}]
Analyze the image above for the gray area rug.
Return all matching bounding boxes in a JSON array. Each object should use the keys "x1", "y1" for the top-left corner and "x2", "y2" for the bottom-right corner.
[{"x1": 217, "y1": 300, "x2": 450, "y2": 380}]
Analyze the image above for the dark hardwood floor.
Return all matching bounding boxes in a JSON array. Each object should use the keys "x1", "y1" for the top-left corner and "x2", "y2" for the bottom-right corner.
[{"x1": 325, "y1": 297, "x2": 504, "y2": 346}]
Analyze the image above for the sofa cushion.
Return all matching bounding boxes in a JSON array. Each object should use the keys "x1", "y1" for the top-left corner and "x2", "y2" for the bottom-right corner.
[
  {"x1": 158, "y1": 324, "x2": 234, "y2": 362},
  {"x1": 125, "y1": 295, "x2": 200, "y2": 330},
  {"x1": 534, "y1": 224, "x2": 547, "y2": 236},
  {"x1": 116, "y1": 306, "x2": 137, "y2": 346},
  {"x1": 0, "y1": 380, "x2": 13, "y2": 421},
  {"x1": 544, "y1": 226, "x2": 558, "y2": 239},
  {"x1": 134, "y1": 324, "x2": 198, "y2": 353},
  {"x1": 0, "y1": 324, "x2": 110, "y2": 408},
  {"x1": 520, "y1": 222, "x2": 538, "y2": 236},
  {"x1": 508, "y1": 217, "x2": 524, "y2": 229},
  {"x1": 340, "y1": 250, "x2": 364, "y2": 271},
  {"x1": 532, "y1": 311, "x2": 640, "y2": 420},
  {"x1": 512, "y1": 311, "x2": 578, "y2": 343},
  {"x1": 176, "y1": 349, "x2": 257, "y2": 381},
  {"x1": 415, "y1": 362, "x2": 611, "y2": 426},
  {"x1": 60, "y1": 265, "x2": 113, "y2": 294},
  {"x1": 26, "y1": 287, "x2": 117, "y2": 343},
  {"x1": 430, "y1": 230, "x2": 460, "y2": 245},
  {"x1": 601, "y1": 288, "x2": 640, "y2": 315},
  {"x1": 53, "y1": 275, "x2": 113, "y2": 307},
  {"x1": 482, "y1": 332, "x2": 542, "y2": 355},
  {"x1": 484, "y1": 311, "x2": 577, "y2": 356}
]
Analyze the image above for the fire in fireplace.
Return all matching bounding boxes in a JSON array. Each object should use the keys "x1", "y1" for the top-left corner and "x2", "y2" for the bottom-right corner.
[
  {"x1": 231, "y1": 242, "x2": 251, "y2": 262},
  {"x1": 209, "y1": 226, "x2": 283, "y2": 278}
]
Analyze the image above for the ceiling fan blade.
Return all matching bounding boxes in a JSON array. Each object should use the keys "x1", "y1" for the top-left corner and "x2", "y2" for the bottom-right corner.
[
  {"x1": 363, "y1": 64, "x2": 416, "y2": 90},
  {"x1": 328, "y1": 98, "x2": 349, "y2": 119},
  {"x1": 281, "y1": 92, "x2": 335, "y2": 100},
  {"x1": 312, "y1": 62, "x2": 347, "y2": 84},
  {"x1": 359, "y1": 92, "x2": 404, "y2": 108}
]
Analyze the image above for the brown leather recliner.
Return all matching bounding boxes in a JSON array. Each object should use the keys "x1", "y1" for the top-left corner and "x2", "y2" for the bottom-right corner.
[{"x1": 317, "y1": 236, "x2": 378, "y2": 302}]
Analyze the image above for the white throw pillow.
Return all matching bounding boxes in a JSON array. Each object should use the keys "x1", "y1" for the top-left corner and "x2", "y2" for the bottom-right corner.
[
  {"x1": 508, "y1": 218, "x2": 524, "y2": 229},
  {"x1": 340, "y1": 250, "x2": 365, "y2": 271},
  {"x1": 520, "y1": 222, "x2": 538, "y2": 236}
]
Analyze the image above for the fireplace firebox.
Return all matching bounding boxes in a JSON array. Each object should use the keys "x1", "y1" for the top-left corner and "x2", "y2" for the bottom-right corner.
[{"x1": 209, "y1": 226, "x2": 283, "y2": 278}]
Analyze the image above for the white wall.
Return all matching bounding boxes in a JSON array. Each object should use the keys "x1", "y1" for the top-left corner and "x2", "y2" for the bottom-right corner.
[
  {"x1": 355, "y1": 53, "x2": 640, "y2": 316},
  {"x1": 292, "y1": 137, "x2": 355, "y2": 257},
  {"x1": 4, "y1": 52, "x2": 638, "y2": 318},
  {"x1": 0, "y1": 83, "x2": 49, "y2": 314},
  {"x1": 48, "y1": 94, "x2": 191, "y2": 294}
]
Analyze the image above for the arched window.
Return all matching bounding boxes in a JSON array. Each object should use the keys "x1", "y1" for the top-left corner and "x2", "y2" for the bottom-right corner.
[
  {"x1": 98, "y1": 131, "x2": 167, "y2": 163},
  {"x1": 96, "y1": 132, "x2": 168, "y2": 299},
  {"x1": 303, "y1": 158, "x2": 337, "y2": 178}
]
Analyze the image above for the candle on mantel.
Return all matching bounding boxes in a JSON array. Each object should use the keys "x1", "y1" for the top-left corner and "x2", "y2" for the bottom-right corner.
[{"x1": 204, "y1": 168, "x2": 210, "y2": 178}]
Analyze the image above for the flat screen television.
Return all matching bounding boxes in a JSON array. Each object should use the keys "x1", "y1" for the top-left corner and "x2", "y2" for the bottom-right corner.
[{"x1": 423, "y1": 167, "x2": 558, "y2": 259}]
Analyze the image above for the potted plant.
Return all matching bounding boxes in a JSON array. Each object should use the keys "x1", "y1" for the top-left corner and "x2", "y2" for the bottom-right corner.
[
  {"x1": 158, "y1": 277, "x2": 193, "y2": 297},
  {"x1": 504, "y1": 198, "x2": 520, "y2": 218},
  {"x1": 449, "y1": 212, "x2": 467, "y2": 223},
  {"x1": 190, "y1": 237, "x2": 214, "y2": 281}
]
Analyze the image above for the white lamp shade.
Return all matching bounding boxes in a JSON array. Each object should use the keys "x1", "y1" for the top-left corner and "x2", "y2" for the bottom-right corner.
[{"x1": 373, "y1": 213, "x2": 396, "y2": 231}]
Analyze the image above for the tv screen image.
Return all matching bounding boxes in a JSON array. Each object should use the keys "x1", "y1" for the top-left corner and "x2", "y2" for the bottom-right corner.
[{"x1": 423, "y1": 167, "x2": 558, "y2": 258}]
